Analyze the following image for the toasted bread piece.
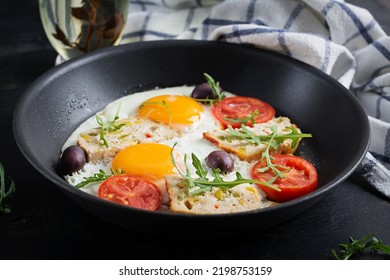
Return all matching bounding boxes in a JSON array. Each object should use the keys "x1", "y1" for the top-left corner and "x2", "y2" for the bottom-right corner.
[
  {"x1": 77, "y1": 115, "x2": 181, "y2": 163},
  {"x1": 203, "y1": 117, "x2": 300, "y2": 162},
  {"x1": 165, "y1": 175, "x2": 275, "y2": 214}
]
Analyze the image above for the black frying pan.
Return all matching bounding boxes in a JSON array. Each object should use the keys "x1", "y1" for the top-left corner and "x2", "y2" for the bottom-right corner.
[{"x1": 13, "y1": 40, "x2": 370, "y2": 235}]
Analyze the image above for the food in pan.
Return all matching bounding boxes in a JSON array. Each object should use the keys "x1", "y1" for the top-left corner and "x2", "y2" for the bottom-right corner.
[{"x1": 59, "y1": 74, "x2": 318, "y2": 213}]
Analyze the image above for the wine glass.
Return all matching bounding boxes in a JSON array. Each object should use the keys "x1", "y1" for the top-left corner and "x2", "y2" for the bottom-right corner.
[{"x1": 39, "y1": 0, "x2": 128, "y2": 62}]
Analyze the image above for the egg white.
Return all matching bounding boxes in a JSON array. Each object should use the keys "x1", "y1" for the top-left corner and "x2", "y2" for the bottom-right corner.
[{"x1": 63, "y1": 86, "x2": 255, "y2": 207}]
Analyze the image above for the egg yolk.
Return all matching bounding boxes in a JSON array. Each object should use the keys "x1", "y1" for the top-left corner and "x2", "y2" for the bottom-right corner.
[
  {"x1": 138, "y1": 95, "x2": 203, "y2": 125},
  {"x1": 112, "y1": 143, "x2": 175, "y2": 180}
]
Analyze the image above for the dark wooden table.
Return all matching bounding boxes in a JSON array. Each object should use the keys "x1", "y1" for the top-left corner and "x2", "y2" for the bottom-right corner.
[{"x1": 1, "y1": 1, "x2": 389, "y2": 260}]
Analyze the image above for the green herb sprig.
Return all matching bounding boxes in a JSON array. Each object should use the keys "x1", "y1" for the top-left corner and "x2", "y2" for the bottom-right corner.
[
  {"x1": 332, "y1": 234, "x2": 390, "y2": 260},
  {"x1": 0, "y1": 161, "x2": 15, "y2": 214},
  {"x1": 76, "y1": 169, "x2": 112, "y2": 188},
  {"x1": 96, "y1": 105, "x2": 125, "y2": 148},
  {"x1": 224, "y1": 110, "x2": 260, "y2": 126},
  {"x1": 204, "y1": 73, "x2": 226, "y2": 102},
  {"x1": 227, "y1": 124, "x2": 312, "y2": 149},
  {"x1": 227, "y1": 124, "x2": 312, "y2": 186},
  {"x1": 170, "y1": 144, "x2": 280, "y2": 196},
  {"x1": 194, "y1": 73, "x2": 226, "y2": 104},
  {"x1": 257, "y1": 128, "x2": 291, "y2": 185}
]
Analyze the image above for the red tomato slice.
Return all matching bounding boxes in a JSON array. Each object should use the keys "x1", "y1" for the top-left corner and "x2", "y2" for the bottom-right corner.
[
  {"x1": 251, "y1": 154, "x2": 318, "y2": 202},
  {"x1": 212, "y1": 96, "x2": 275, "y2": 128},
  {"x1": 98, "y1": 175, "x2": 162, "y2": 210}
]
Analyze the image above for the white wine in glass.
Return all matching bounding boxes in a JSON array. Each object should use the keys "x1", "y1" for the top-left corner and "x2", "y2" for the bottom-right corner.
[{"x1": 39, "y1": 0, "x2": 128, "y2": 61}]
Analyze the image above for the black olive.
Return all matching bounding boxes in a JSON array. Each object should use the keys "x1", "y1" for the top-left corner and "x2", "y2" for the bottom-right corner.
[
  {"x1": 191, "y1": 82, "x2": 222, "y2": 100},
  {"x1": 205, "y1": 150, "x2": 234, "y2": 173},
  {"x1": 60, "y1": 145, "x2": 87, "y2": 175}
]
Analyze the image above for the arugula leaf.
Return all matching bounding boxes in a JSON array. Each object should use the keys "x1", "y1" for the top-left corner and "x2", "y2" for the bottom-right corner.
[
  {"x1": 227, "y1": 124, "x2": 312, "y2": 146},
  {"x1": 332, "y1": 234, "x2": 390, "y2": 260},
  {"x1": 259, "y1": 128, "x2": 290, "y2": 183},
  {"x1": 204, "y1": 73, "x2": 226, "y2": 101},
  {"x1": 170, "y1": 144, "x2": 280, "y2": 196},
  {"x1": 96, "y1": 105, "x2": 125, "y2": 148},
  {"x1": 194, "y1": 73, "x2": 226, "y2": 104},
  {"x1": 191, "y1": 153, "x2": 208, "y2": 179},
  {"x1": 0, "y1": 161, "x2": 15, "y2": 214},
  {"x1": 226, "y1": 124, "x2": 312, "y2": 187},
  {"x1": 76, "y1": 169, "x2": 112, "y2": 188},
  {"x1": 224, "y1": 110, "x2": 260, "y2": 126}
]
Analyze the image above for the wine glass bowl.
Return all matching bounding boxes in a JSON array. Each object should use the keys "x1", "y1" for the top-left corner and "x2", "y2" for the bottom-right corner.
[{"x1": 39, "y1": 0, "x2": 128, "y2": 61}]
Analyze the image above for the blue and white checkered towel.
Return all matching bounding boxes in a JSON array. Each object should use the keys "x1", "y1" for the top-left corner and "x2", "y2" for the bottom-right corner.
[{"x1": 122, "y1": 0, "x2": 390, "y2": 198}]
